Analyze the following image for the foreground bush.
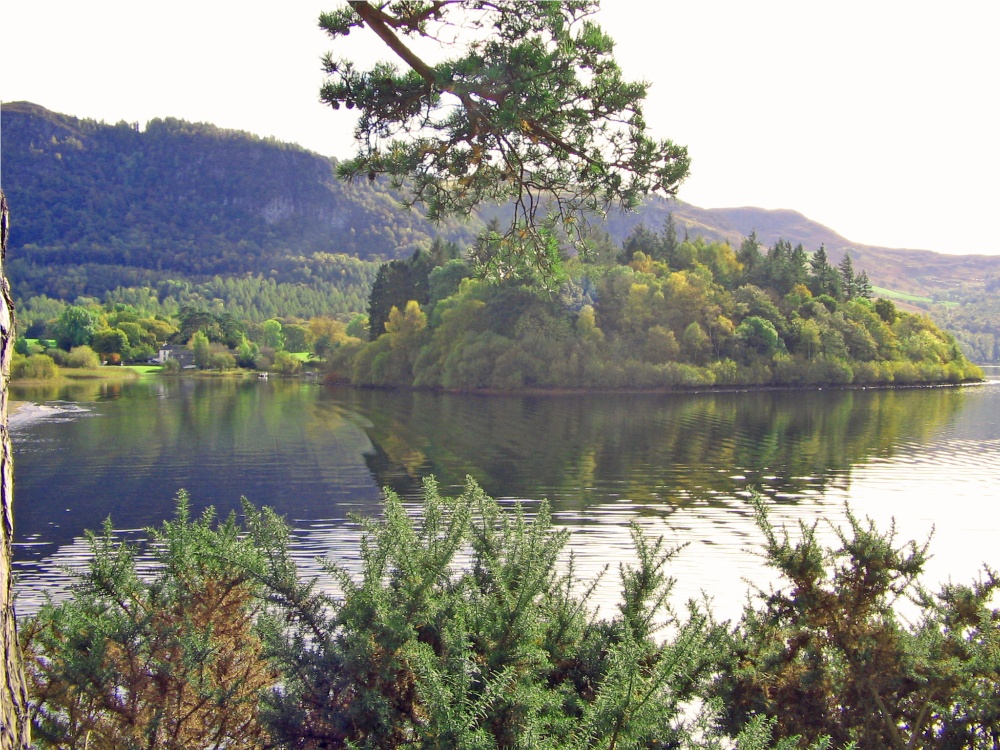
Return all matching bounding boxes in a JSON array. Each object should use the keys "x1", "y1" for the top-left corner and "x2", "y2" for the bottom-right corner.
[
  {"x1": 23, "y1": 494, "x2": 277, "y2": 749},
  {"x1": 22, "y1": 482, "x2": 999, "y2": 749},
  {"x1": 712, "y1": 502, "x2": 1000, "y2": 749},
  {"x1": 253, "y1": 477, "x2": 720, "y2": 749}
]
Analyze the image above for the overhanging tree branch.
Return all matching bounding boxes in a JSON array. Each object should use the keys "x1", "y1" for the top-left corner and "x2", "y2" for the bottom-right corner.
[{"x1": 322, "y1": 1, "x2": 690, "y2": 281}]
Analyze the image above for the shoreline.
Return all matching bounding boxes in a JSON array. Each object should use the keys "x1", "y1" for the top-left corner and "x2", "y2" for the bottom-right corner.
[
  {"x1": 6, "y1": 373, "x2": 992, "y2": 426},
  {"x1": 7, "y1": 400, "x2": 76, "y2": 429},
  {"x1": 326, "y1": 376, "x2": 992, "y2": 399}
]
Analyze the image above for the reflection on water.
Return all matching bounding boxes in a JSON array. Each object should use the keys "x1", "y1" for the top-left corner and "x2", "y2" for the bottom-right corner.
[{"x1": 11, "y1": 377, "x2": 1000, "y2": 619}]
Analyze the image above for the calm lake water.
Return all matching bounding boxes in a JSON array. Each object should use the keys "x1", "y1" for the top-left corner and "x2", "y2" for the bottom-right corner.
[{"x1": 10, "y1": 372, "x2": 1000, "y2": 619}]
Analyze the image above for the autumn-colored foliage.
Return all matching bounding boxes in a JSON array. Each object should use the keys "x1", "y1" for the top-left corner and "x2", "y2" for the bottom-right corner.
[{"x1": 23, "y1": 494, "x2": 275, "y2": 749}]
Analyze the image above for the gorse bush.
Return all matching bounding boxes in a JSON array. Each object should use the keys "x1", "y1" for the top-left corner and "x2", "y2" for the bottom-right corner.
[
  {"x1": 23, "y1": 494, "x2": 277, "y2": 749},
  {"x1": 252, "y1": 477, "x2": 720, "y2": 749},
  {"x1": 711, "y1": 501, "x2": 1000, "y2": 750},
  {"x1": 22, "y1": 482, "x2": 1000, "y2": 749}
]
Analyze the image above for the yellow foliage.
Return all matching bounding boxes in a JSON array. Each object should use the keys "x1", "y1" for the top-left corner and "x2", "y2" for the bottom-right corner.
[{"x1": 24, "y1": 577, "x2": 274, "y2": 749}]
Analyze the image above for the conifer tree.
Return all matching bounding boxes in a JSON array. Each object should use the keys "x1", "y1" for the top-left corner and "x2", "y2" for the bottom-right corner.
[
  {"x1": 838, "y1": 251, "x2": 856, "y2": 299},
  {"x1": 662, "y1": 211, "x2": 680, "y2": 267},
  {"x1": 320, "y1": 1, "x2": 689, "y2": 280},
  {"x1": 808, "y1": 244, "x2": 841, "y2": 298},
  {"x1": 738, "y1": 231, "x2": 764, "y2": 285},
  {"x1": 367, "y1": 249, "x2": 434, "y2": 339},
  {"x1": 855, "y1": 269, "x2": 873, "y2": 299}
]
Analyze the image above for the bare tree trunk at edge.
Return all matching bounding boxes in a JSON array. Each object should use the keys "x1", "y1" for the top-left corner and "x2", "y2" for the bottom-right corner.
[{"x1": 0, "y1": 190, "x2": 30, "y2": 749}]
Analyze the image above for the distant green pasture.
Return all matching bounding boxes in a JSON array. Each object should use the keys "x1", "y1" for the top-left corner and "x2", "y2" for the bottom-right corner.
[
  {"x1": 871, "y1": 286, "x2": 959, "y2": 309},
  {"x1": 871, "y1": 286, "x2": 933, "y2": 304}
]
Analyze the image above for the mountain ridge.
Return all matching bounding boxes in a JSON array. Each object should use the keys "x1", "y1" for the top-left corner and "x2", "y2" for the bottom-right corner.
[
  {"x1": 606, "y1": 198, "x2": 1000, "y2": 297},
  {"x1": 2, "y1": 102, "x2": 999, "y2": 362}
]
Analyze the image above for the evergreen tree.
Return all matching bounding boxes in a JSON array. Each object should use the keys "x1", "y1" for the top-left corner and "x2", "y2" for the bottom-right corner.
[
  {"x1": 766, "y1": 239, "x2": 807, "y2": 295},
  {"x1": 789, "y1": 243, "x2": 809, "y2": 290},
  {"x1": 855, "y1": 269, "x2": 873, "y2": 299},
  {"x1": 618, "y1": 222, "x2": 662, "y2": 265},
  {"x1": 426, "y1": 236, "x2": 462, "y2": 267},
  {"x1": 662, "y1": 211, "x2": 679, "y2": 266},
  {"x1": 808, "y1": 244, "x2": 841, "y2": 298},
  {"x1": 367, "y1": 250, "x2": 434, "y2": 340},
  {"x1": 737, "y1": 232, "x2": 764, "y2": 285},
  {"x1": 320, "y1": 1, "x2": 689, "y2": 279},
  {"x1": 839, "y1": 251, "x2": 857, "y2": 299}
]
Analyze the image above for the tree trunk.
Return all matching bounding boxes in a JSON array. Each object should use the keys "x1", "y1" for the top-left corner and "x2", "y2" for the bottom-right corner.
[{"x1": 0, "y1": 190, "x2": 29, "y2": 749}]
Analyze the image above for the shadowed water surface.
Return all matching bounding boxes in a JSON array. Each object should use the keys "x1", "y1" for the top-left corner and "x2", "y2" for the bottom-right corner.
[{"x1": 11, "y1": 374, "x2": 1000, "y2": 618}]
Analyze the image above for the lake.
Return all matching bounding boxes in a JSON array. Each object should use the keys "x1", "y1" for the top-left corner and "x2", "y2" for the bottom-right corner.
[{"x1": 10, "y1": 372, "x2": 1000, "y2": 620}]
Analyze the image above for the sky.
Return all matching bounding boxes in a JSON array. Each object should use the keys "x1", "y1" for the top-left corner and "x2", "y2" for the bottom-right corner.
[{"x1": 2, "y1": 0, "x2": 998, "y2": 256}]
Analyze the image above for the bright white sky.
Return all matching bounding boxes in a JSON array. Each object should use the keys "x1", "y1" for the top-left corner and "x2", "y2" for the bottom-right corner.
[{"x1": 2, "y1": 0, "x2": 998, "y2": 255}]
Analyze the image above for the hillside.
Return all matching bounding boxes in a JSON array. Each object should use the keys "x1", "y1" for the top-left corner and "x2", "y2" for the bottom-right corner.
[
  {"x1": 0, "y1": 101, "x2": 478, "y2": 310},
  {"x1": 2, "y1": 102, "x2": 999, "y2": 360},
  {"x1": 615, "y1": 198, "x2": 1000, "y2": 298}
]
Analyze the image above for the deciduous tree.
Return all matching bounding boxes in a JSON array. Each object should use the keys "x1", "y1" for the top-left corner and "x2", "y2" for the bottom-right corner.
[{"x1": 50, "y1": 305, "x2": 98, "y2": 351}]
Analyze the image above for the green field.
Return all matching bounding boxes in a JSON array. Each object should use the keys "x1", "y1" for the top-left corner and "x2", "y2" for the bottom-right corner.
[
  {"x1": 871, "y1": 285, "x2": 933, "y2": 304},
  {"x1": 871, "y1": 286, "x2": 959, "y2": 309}
]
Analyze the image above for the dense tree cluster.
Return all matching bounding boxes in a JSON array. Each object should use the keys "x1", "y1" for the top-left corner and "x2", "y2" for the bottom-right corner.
[
  {"x1": 328, "y1": 222, "x2": 982, "y2": 389},
  {"x1": 12, "y1": 297, "x2": 367, "y2": 378},
  {"x1": 10, "y1": 220, "x2": 981, "y2": 389},
  {"x1": 21, "y1": 482, "x2": 1000, "y2": 749},
  {"x1": 929, "y1": 273, "x2": 1000, "y2": 363},
  {"x1": 12, "y1": 253, "x2": 380, "y2": 325}
]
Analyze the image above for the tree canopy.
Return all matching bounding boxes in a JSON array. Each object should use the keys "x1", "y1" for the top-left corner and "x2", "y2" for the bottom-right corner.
[{"x1": 320, "y1": 0, "x2": 690, "y2": 279}]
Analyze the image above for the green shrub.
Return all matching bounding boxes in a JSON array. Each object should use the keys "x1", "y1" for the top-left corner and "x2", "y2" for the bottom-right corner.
[
  {"x1": 257, "y1": 477, "x2": 720, "y2": 749},
  {"x1": 23, "y1": 495, "x2": 279, "y2": 749},
  {"x1": 12, "y1": 353, "x2": 58, "y2": 380},
  {"x1": 273, "y1": 350, "x2": 302, "y2": 376},
  {"x1": 208, "y1": 348, "x2": 237, "y2": 371},
  {"x1": 65, "y1": 345, "x2": 101, "y2": 369}
]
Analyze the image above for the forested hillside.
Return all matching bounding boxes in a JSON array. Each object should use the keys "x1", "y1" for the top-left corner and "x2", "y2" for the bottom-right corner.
[
  {"x1": 0, "y1": 102, "x2": 477, "y2": 320},
  {"x1": 3, "y1": 102, "x2": 999, "y2": 360}
]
